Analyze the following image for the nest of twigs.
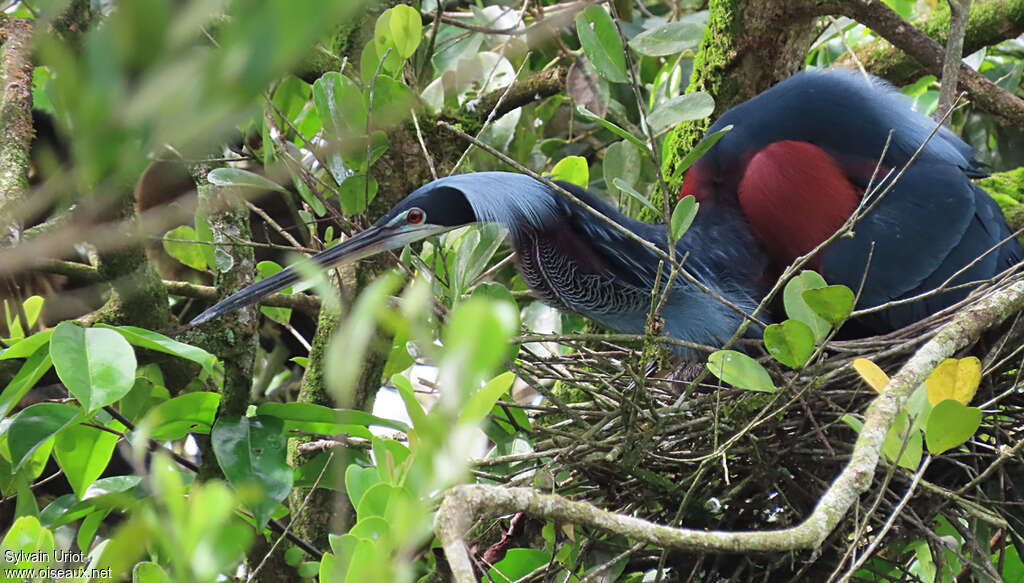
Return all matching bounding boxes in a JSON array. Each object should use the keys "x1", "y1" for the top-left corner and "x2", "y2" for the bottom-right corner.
[{"x1": 477, "y1": 288, "x2": 1024, "y2": 582}]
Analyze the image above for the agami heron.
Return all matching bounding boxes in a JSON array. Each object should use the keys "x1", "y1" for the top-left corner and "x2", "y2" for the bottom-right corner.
[{"x1": 190, "y1": 70, "x2": 1023, "y2": 351}]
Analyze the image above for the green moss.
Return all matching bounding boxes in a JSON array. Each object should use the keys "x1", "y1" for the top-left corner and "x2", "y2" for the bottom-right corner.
[
  {"x1": 978, "y1": 168, "x2": 1024, "y2": 246},
  {"x1": 860, "y1": 0, "x2": 1024, "y2": 84},
  {"x1": 654, "y1": 0, "x2": 739, "y2": 222},
  {"x1": 1006, "y1": 205, "x2": 1024, "y2": 244},
  {"x1": 979, "y1": 168, "x2": 1024, "y2": 204}
]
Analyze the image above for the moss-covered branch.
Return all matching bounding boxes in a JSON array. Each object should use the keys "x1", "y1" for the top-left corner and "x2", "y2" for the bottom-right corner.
[
  {"x1": 838, "y1": 0, "x2": 1024, "y2": 87},
  {"x1": 800, "y1": 0, "x2": 1024, "y2": 132},
  {"x1": 0, "y1": 17, "x2": 34, "y2": 248}
]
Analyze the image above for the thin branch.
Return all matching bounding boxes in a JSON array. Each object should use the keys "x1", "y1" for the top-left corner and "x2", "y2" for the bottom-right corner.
[
  {"x1": 436, "y1": 279, "x2": 1024, "y2": 583},
  {"x1": 934, "y1": 0, "x2": 972, "y2": 124},
  {"x1": 797, "y1": 0, "x2": 1024, "y2": 132}
]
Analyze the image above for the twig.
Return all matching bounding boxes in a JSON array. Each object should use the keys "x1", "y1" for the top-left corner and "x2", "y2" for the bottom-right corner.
[
  {"x1": 934, "y1": 0, "x2": 972, "y2": 125},
  {"x1": 435, "y1": 280, "x2": 1024, "y2": 583},
  {"x1": 247, "y1": 451, "x2": 335, "y2": 580}
]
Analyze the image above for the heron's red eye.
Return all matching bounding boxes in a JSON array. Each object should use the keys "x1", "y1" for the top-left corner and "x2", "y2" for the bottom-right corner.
[{"x1": 407, "y1": 208, "x2": 424, "y2": 224}]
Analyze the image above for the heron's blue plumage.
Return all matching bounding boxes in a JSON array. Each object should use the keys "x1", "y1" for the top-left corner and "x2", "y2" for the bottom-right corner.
[
  {"x1": 397, "y1": 172, "x2": 560, "y2": 238},
  {"x1": 690, "y1": 69, "x2": 1021, "y2": 333},
  {"x1": 402, "y1": 172, "x2": 767, "y2": 353},
  {"x1": 192, "y1": 69, "x2": 1022, "y2": 352},
  {"x1": 704, "y1": 69, "x2": 979, "y2": 178}
]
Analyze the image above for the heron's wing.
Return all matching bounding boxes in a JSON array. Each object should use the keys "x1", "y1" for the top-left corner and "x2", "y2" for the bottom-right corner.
[{"x1": 819, "y1": 161, "x2": 1009, "y2": 330}]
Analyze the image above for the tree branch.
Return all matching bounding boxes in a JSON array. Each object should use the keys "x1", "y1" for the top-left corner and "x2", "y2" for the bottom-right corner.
[
  {"x1": 474, "y1": 66, "x2": 567, "y2": 121},
  {"x1": 436, "y1": 279, "x2": 1024, "y2": 583},
  {"x1": 0, "y1": 17, "x2": 34, "y2": 248},
  {"x1": 800, "y1": 0, "x2": 1024, "y2": 132},
  {"x1": 934, "y1": 0, "x2": 972, "y2": 124},
  {"x1": 838, "y1": 0, "x2": 1024, "y2": 87}
]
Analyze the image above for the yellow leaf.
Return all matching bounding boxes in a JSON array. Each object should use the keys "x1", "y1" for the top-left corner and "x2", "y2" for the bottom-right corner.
[
  {"x1": 853, "y1": 358, "x2": 889, "y2": 393},
  {"x1": 925, "y1": 357, "x2": 981, "y2": 406}
]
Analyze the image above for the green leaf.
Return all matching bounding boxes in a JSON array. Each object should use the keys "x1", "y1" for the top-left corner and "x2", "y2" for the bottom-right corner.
[
  {"x1": 603, "y1": 140, "x2": 643, "y2": 198},
  {"x1": 1, "y1": 516, "x2": 55, "y2": 571},
  {"x1": 360, "y1": 40, "x2": 383, "y2": 86},
  {"x1": 272, "y1": 75, "x2": 312, "y2": 126},
  {"x1": 882, "y1": 410, "x2": 922, "y2": 470},
  {"x1": 670, "y1": 194, "x2": 699, "y2": 241},
  {"x1": 490, "y1": 548, "x2": 553, "y2": 582},
  {"x1": 925, "y1": 400, "x2": 982, "y2": 454},
  {"x1": 83, "y1": 475, "x2": 143, "y2": 502},
  {"x1": 289, "y1": 162, "x2": 328, "y2": 217},
  {"x1": 382, "y1": 330, "x2": 414, "y2": 378},
  {"x1": 613, "y1": 178, "x2": 659, "y2": 214},
  {"x1": 77, "y1": 509, "x2": 109, "y2": 561},
  {"x1": 132, "y1": 561, "x2": 172, "y2": 583},
  {"x1": 255, "y1": 262, "x2": 292, "y2": 324},
  {"x1": 883, "y1": 0, "x2": 914, "y2": 18},
  {"x1": 802, "y1": 284, "x2": 855, "y2": 325},
  {"x1": 575, "y1": 104, "x2": 647, "y2": 149},
  {"x1": 255, "y1": 401, "x2": 409, "y2": 434},
  {"x1": 391, "y1": 374, "x2": 429, "y2": 431},
  {"x1": 372, "y1": 9, "x2": 405, "y2": 73},
  {"x1": 211, "y1": 415, "x2": 293, "y2": 529},
  {"x1": 141, "y1": 392, "x2": 221, "y2": 441},
  {"x1": 366, "y1": 75, "x2": 414, "y2": 125},
  {"x1": 323, "y1": 535, "x2": 357, "y2": 582},
  {"x1": 628, "y1": 20, "x2": 704, "y2": 56},
  {"x1": 575, "y1": 5, "x2": 628, "y2": 83},
  {"x1": 313, "y1": 72, "x2": 368, "y2": 136},
  {"x1": 100, "y1": 325, "x2": 217, "y2": 377},
  {"x1": 345, "y1": 464, "x2": 381, "y2": 510},
  {"x1": 0, "y1": 329, "x2": 53, "y2": 360},
  {"x1": 21, "y1": 296, "x2": 43, "y2": 329},
  {"x1": 706, "y1": 350, "x2": 775, "y2": 393},
  {"x1": 372, "y1": 437, "x2": 410, "y2": 483},
  {"x1": 341, "y1": 130, "x2": 390, "y2": 171},
  {"x1": 339, "y1": 174, "x2": 379, "y2": 216},
  {"x1": 763, "y1": 319, "x2": 815, "y2": 369},
  {"x1": 551, "y1": 156, "x2": 589, "y2": 188},
  {"x1": 469, "y1": 283, "x2": 521, "y2": 361},
  {"x1": 441, "y1": 296, "x2": 519, "y2": 391},
  {"x1": 54, "y1": 419, "x2": 122, "y2": 499},
  {"x1": 8, "y1": 403, "x2": 80, "y2": 470},
  {"x1": 162, "y1": 225, "x2": 207, "y2": 271},
  {"x1": 452, "y1": 227, "x2": 507, "y2": 299},
  {"x1": 50, "y1": 322, "x2": 136, "y2": 412},
  {"x1": 387, "y1": 4, "x2": 422, "y2": 59},
  {"x1": 207, "y1": 168, "x2": 288, "y2": 193},
  {"x1": 194, "y1": 209, "x2": 217, "y2": 268},
  {"x1": 839, "y1": 414, "x2": 863, "y2": 432},
  {"x1": 0, "y1": 343, "x2": 53, "y2": 418},
  {"x1": 783, "y1": 271, "x2": 830, "y2": 342},
  {"x1": 647, "y1": 91, "x2": 715, "y2": 131},
  {"x1": 355, "y1": 483, "x2": 401, "y2": 522},
  {"x1": 459, "y1": 372, "x2": 516, "y2": 428},
  {"x1": 675, "y1": 125, "x2": 732, "y2": 175}
]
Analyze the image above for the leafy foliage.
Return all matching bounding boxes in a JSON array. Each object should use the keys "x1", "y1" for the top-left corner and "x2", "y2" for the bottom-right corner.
[{"x1": 1, "y1": 1, "x2": 1022, "y2": 582}]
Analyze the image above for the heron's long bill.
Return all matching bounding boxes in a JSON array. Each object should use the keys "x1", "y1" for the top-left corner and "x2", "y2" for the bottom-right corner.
[{"x1": 188, "y1": 222, "x2": 448, "y2": 325}]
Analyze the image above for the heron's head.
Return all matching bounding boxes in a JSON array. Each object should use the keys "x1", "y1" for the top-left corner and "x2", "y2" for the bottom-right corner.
[
  {"x1": 188, "y1": 175, "x2": 482, "y2": 325},
  {"x1": 367, "y1": 180, "x2": 479, "y2": 247}
]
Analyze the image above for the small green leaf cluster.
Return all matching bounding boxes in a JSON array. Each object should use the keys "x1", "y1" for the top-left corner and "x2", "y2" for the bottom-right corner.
[
  {"x1": 565, "y1": 6, "x2": 715, "y2": 223},
  {"x1": 315, "y1": 275, "x2": 526, "y2": 582},
  {"x1": 706, "y1": 270, "x2": 854, "y2": 392}
]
